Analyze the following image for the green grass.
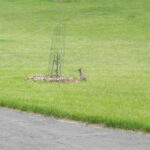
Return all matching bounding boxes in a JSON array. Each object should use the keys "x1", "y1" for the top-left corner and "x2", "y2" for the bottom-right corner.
[{"x1": 0, "y1": 0, "x2": 150, "y2": 132}]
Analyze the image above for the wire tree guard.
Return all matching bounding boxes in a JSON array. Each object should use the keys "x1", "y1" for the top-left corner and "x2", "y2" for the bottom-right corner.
[
  {"x1": 27, "y1": 25, "x2": 80, "y2": 83},
  {"x1": 48, "y1": 25, "x2": 65, "y2": 77}
]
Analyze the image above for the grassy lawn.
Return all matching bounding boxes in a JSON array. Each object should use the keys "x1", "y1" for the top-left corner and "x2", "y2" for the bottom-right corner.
[{"x1": 0, "y1": 0, "x2": 150, "y2": 132}]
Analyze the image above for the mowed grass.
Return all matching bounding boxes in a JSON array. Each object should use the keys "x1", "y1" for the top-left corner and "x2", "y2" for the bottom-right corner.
[{"x1": 0, "y1": 0, "x2": 150, "y2": 132}]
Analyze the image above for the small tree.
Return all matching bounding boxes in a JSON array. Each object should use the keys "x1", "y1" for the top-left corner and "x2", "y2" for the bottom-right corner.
[{"x1": 48, "y1": 25, "x2": 65, "y2": 77}]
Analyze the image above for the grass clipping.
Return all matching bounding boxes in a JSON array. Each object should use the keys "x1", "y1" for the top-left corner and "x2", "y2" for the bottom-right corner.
[{"x1": 27, "y1": 75, "x2": 79, "y2": 83}]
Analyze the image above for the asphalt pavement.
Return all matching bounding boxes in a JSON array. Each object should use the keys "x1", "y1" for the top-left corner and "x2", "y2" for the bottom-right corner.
[{"x1": 0, "y1": 108, "x2": 150, "y2": 150}]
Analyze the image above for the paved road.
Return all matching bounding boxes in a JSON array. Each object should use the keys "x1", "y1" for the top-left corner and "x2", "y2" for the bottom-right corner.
[{"x1": 0, "y1": 108, "x2": 150, "y2": 150}]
